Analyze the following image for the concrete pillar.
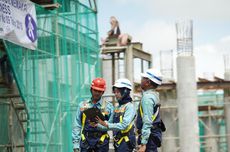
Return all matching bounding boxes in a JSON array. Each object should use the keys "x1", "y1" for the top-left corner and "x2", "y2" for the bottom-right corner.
[
  {"x1": 125, "y1": 44, "x2": 133, "y2": 86},
  {"x1": 102, "y1": 56, "x2": 113, "y2": 103},
  {"x1": 224, "y1": 71, "x2": 230, "y2": 152},
  {"x1": 176, "y1": 56, "x2": 199, "y2": 152}
]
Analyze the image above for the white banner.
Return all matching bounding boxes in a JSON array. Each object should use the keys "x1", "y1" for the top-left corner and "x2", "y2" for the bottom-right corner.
[{"x1": 0, "y1": 0, "x2": 37, "y2": 50}]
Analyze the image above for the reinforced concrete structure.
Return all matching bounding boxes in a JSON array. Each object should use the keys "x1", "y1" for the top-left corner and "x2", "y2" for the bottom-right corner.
[
  {"x1": 0, "y1": 1, "x2": 100, "y2": 151},
  {"x1": 101, "y1": 37, "x2": 152, "y2": 99},
  {"x1": 176, "y1": 20, "x2": 199, "y2": 152},
  {"x1": 158, "y1": 21, "x2": 228, "y2": 152}
]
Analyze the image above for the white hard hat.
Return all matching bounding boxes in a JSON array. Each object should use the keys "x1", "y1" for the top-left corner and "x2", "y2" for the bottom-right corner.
[
  {"x1": 113, "y1": 78, "x2": 132, "y2": 90},
  {"x1": 141, "y1": 68, "x2": 163, "y2": 85}
]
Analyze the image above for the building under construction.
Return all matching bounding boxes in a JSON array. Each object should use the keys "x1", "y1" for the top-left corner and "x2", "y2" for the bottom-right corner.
[
  {"x1": 0, "y1": 1, "x2": 230, "y2": 152},
  {"x1": 0, "y1": 0, "x2": 100, "y2": 151},
  {"x1": 101, "y1": 20, "x2": 230, "y2": 152}
]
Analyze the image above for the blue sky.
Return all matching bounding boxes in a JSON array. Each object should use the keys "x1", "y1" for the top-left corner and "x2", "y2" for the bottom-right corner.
[{"x1": 97, "y1": 0, "x2": 230, "y2": 79}]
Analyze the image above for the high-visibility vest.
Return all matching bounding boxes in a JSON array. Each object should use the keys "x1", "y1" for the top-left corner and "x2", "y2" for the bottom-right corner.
[
  {"x1": 113, "y1": 102, "x2": 134, "y2": 145},
  {"x1": 80, "y1": 101, "x2": 110, "y2": 143}
]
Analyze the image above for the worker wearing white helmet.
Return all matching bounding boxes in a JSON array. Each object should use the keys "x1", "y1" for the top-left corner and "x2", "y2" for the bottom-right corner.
[
  {"x1": 96, "y1": 78, "x2": 136, "y2": 152},
  {"x1": 113, "y1": 78, "x2": 133, "y2": 90},
  {"x1": 136, "y1": 69, "x2": 166, "y2": 152},
  {"x1": 140, "y1": 69, "x2": 162, "y2": 85}
]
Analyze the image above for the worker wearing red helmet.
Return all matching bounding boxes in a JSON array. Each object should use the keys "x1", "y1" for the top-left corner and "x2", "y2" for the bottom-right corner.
[{"x1": 72, "y1": 78, "x2": 114, "y2": 152}]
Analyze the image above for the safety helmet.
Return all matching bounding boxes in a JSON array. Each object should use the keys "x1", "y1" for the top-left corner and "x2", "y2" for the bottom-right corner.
[
  {"x1": 91, "y1": 78, "x2": 106, "y2": 91},
  {"x1": 141, "y1": 68, "x2": 163, "y2": 85},
  {"x1": 113, "y1": 78, "x2": 132, "y2": 90}
]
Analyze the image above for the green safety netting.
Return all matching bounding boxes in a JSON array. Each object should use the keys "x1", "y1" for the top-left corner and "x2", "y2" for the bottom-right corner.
[
  {"x1": 2, "y1": 0, "x2": 100, "y2": 151},
  {"x1": 198, "y1": 91, "x2": 227, "y2": 152}
]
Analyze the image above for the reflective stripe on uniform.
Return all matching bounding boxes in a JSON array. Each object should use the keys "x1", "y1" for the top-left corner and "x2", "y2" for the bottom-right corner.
[
  {"x1": 81, "y1": 113, "x2": 87, "y2": 141},
  {"x1": 119, "y1": 104, "x2": 133, "y2": 133},
  {"x1": 117, "y1": 135, "x2": 129, "y2": 145},
  {"x1": 81, "y1": 111, "x2": 109, "y2": 143},
  {"x1": 139, "y1": 104, "x2": 159, "y2": 122},
  {"x1": 121, "y1": 114, "x2": 133, "y2": 133},
  {"x1": 114, "y1": 103, "x2": 133, "y2": 145},
  {"x1": 151, "y1": 106, "x2": 159, "y2": 121},
  {"x1": 99, "y1": 134, "x2": 109, "y2": 143}
]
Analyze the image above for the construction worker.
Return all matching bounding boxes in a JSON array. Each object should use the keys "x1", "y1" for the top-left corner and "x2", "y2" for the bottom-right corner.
[
  {"x1": 96, "y1": 78, "x2": 136, "y2": 152},
  {"x1": 72, "y1": 78, "x2": 114, "y2": 152},
  {"x1": 136, "y1": 69, "x2": 166, "y2": 152},
  {"x1": 108, "y1": 16, "x2": 121, "y2": 38},
  {"x1": 101, "y1": 16, "x2": 131, "y2": 47}
]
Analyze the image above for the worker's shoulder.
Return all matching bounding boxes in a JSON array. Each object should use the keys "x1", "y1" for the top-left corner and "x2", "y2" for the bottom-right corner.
[
  {"x1": 78, "y1": 100, "x2": 91, "y2": 111},
  {"x1": 127, "y1": 101, "x2": 134, "y2": 107},
  {"x1": 79, "y1": 100, "x2": 90, "y2": 107},
  {"x1": 144, "y1": 90, "x2": 158, "y2": 97},
  {"x1": 143, "y1": 91, "x2": 159, "y2": 101},
  {"x1": 124, "y1": 102, "x2": 135, "y2": 110}
]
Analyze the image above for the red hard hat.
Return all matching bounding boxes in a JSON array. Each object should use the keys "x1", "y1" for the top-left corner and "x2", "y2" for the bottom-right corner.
[{"x1": 91, "y1": 78, "x2": 106, "y2": 91}]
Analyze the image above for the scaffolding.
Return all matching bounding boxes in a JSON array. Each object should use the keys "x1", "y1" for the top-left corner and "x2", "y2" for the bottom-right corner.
[
  {"x1": 101, "y1": 39, "x2": 152, "y2": 100},
  {"x1": 0, "y1": 0, "x2": 100, "y2": 151},
  {"x1": 160, "y1": 88, "x2": 228, "y2": 152},
  {"x1": 159, "y1": 20, "x2": 229, "y2": 151}
]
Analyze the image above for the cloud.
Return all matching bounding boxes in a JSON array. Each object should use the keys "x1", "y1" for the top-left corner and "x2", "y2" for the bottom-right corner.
[
  {"x1": 152, "y1": 0, "x2": 230, "y2": 20},
  {"x1": 129, "y1": 19, "x2": 230, "y2": 78},
  {"x1": 220, "y1": 36, "x2": 230, "y2": 43},
  {"x1": 133, "y1": 20, "x2": 176, "y2": 52},
  {"x1": 110, "y1": 0, "x2": 230, "y2": 21},
  {"x1": 127, "y1": 20, "x2": 177, "y2": 78},
  {"x1": 194, "y1": 35, "x2": 230, "y2": 78},
  {"x1": 98, "y1": 0, "x2": 230, "y2": 79},
  {"x1": 110, "y1": 0, "x2": 139, "y2": 4}
]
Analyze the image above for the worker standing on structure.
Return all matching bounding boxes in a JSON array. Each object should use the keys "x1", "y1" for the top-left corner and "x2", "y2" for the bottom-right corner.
[
  {"x1": 101, "y1": 16, "x2": 131, "y2": 46},
  {"x1": 72, "y1": 78, "x2": 114, "y2": 152},
  {"x1": 107, "y1": 16, "x2": 121, "y2": 37},
  {"x1": 136, "y1": 69, "x2": 166, "y2": 152},
  {"x1": 96, "y1": 78, "x2": 136, "y2": 152}
]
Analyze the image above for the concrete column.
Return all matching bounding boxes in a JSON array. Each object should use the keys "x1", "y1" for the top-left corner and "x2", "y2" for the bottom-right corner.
[
  {"x1": 224, "y1": 71, "x2": 230, "y2": 152},
  {"x1": 102, "y1": 57, "x2": 113, "y2": 101},
  {"x1": 176, "y1": 56, "x2": 199, "y2": 152},
  {"x1": 125, "y1": 45, "x2": 134, "y2": 98},
  {"x1": 125, "y1": 44, "x2": 133, "y2": 85}
]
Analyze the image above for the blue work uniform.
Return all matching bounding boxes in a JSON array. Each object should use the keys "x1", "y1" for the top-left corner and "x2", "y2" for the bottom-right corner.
[
  {"x1": 98, "y1": 101, "x2": 136, "y2": 152},
  {"x1": 136, "y1": 89, "x2": 162, "y2": 152},
  {"x1": 72, "y1": 99, "x2": 114, "y2": 152}
]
